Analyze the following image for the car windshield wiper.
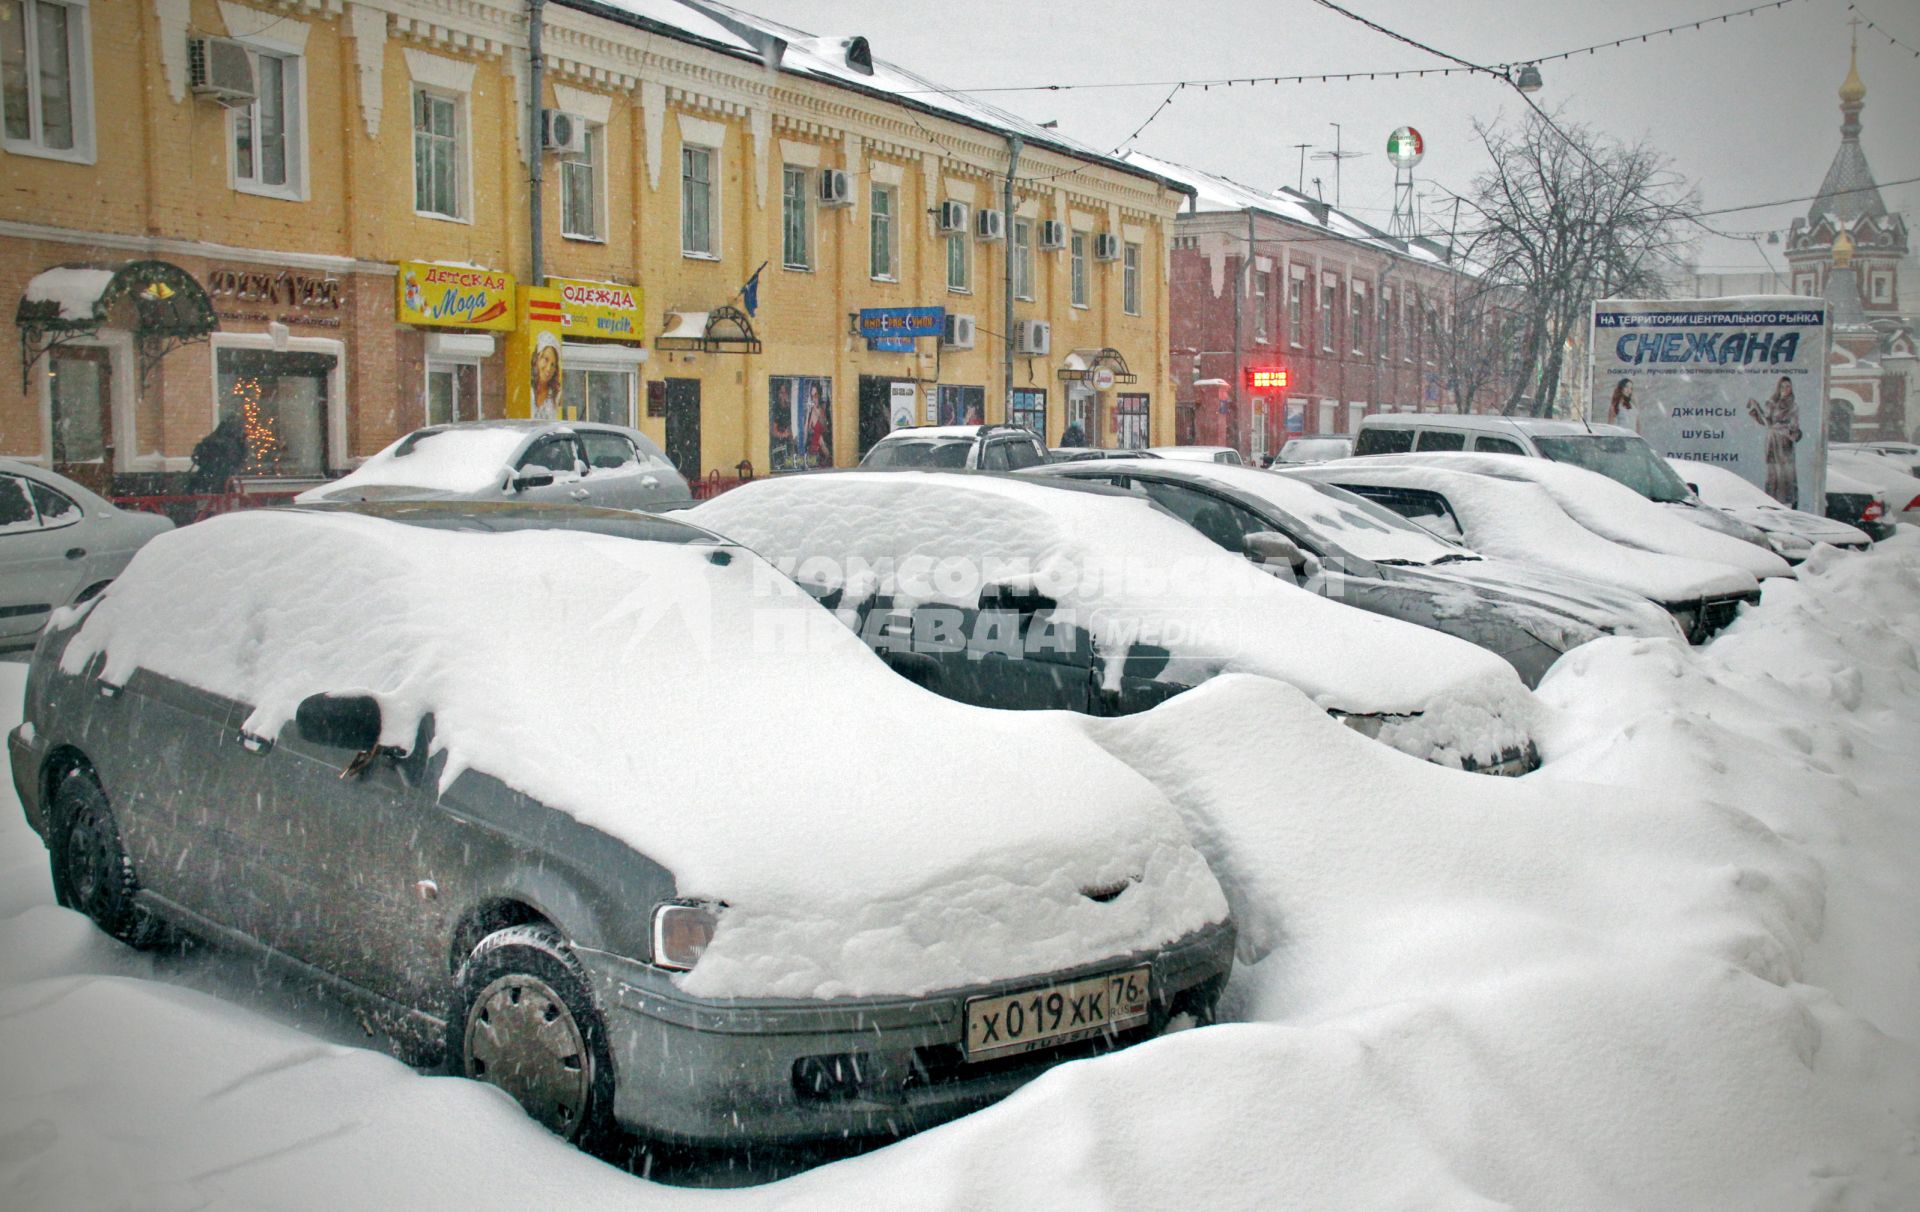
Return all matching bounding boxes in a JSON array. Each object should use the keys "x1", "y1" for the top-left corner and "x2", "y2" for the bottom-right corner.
[
  {"x1": 1431, "y1": 553, "x2": 1481, "y2": 564},
  {"x1": 1373, "y1": 558, "x2": 1424, "y2": 567}
]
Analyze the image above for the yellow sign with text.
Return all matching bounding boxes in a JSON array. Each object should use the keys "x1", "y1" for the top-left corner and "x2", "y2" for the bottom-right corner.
[
  {"x1": 396, "y1": 261, "x2": 516, "y2": 331},
  {"x1": 548, "y1": 276, "x2": 645, "y2": 342},
  {"x1": 505, "y1": 286, "x2": 567, "y2": 419}
]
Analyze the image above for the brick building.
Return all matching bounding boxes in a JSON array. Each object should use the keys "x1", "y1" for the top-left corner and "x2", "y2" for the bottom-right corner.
[
  {"x1": 2, "y1": 0, "x2": 1188, "y2": 498},
  {"x1": 1131, "y1": 152, "x2": 1515, "y2": 463}
]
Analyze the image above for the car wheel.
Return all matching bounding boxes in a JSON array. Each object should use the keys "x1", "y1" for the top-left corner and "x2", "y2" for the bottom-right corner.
[
  {"x1": 49, "y1": 768, "x2": 157, "y2": 947},
  {"x1": 452, "y1": 925, "x2": 616, "y2": 1145}
]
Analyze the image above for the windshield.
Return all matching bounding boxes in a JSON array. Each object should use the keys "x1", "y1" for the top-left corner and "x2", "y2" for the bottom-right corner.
[
  {"x1": 862, "y1": 438, "x2": 972, "y2": 469},
  {"x1": 1534, "y1": 434, "x2": 1691, "y2": 503},
  {"x1": 1234, "y1": 474, "x2": 1469, "y2": 564}
]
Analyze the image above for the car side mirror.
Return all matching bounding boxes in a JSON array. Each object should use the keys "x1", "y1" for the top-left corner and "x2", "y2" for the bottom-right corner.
[
  {"x1": 511, "y1": 472, "x2": 555, "y2": 492},
  {"x1": 1245, "y1": 530, "x2": 1307, "y2": 571},
  {"x1": 295, "y1": 693, "x2": 383, "y2": 752}
]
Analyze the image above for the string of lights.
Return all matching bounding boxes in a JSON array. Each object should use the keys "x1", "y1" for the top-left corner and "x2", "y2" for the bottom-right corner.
[{"x1": 1846, "y1": 3, "x2": 1920, "y2": 58}]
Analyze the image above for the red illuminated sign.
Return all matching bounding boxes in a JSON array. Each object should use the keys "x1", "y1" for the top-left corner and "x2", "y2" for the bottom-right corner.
[{"x1": 1246, "y1": 366, "x2": 1289, "y2": 390}]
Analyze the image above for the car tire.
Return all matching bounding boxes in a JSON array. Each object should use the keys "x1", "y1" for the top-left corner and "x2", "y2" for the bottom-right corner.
[
  {"x1": 451, "y1": 924, "x2": 616, "y2": 1145},
  {"x1": 48, "y1": 767, "x2": 158, "y2": 948}
]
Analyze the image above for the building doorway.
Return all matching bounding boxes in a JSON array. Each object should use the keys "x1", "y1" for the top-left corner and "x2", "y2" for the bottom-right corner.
[
  {"x1": 857, "y1": 376, "x2": 894, "y2": 458},
  {"x1": 664, "y1": 378, "x2": 702, "y2": 479},
  {"x1": 48, "y1": 345, "x2": 115, "y2": 494}
]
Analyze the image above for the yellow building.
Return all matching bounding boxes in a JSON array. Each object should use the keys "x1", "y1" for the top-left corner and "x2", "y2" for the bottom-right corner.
[{"x1": 2, "y1": 0, "x2": 1188, "y2": 495}]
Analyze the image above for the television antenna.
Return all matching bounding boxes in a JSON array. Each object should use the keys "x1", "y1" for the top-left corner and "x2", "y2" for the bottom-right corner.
[{"x1": 1311, "y1": 122, "x2": 1364, "y2": 209}]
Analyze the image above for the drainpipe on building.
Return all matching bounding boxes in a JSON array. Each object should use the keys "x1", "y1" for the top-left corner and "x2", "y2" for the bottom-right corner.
[
  {"x1": 529, "y1": 0, "x2": 546, "y2": 286},
  {"x1": 1003, "y1": 135, "x2": 1022, "y2": 420}
]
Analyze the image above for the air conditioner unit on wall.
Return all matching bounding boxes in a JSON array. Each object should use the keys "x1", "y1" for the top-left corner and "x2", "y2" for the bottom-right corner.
[
  {"x1": 188, "y1": 37, "x2": 256, "y2": 106},
  {"x1": 542, "y1": 109, "x2": 589, "y2": 155},
  {"x1": 975, "y1": 209, "x2": 1005, "y2": 241},
  {"x1": 938, "y1": 200, "x2": 970, "y2": 233},
  {"x1": 1039, "y1": 219, "x2": 1067, "y2": 251},
  {"x1": 1015, "y1": 319, "x2": 1050, "y2": 356},
  {"x1": 943, "y1": 313, "x2": 976, "y2": 350},
  {"x1": 1093, "y1": 233, "x2": 1121, "y2": 261},
  {"x1": 819, "y1": 169, "x2": 853, "y2": 206}
]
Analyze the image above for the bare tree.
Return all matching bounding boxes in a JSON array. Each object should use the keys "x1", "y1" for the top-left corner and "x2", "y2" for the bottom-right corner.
[
  {"x1": 1434, "y1": 279, "x2": 1522, "y2": 413},
  {"x1": 1461, "y1": 112, "x2": 1697, "y2": 416}
]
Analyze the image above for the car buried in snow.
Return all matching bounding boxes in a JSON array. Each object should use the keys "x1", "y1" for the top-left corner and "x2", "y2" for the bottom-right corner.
[
  {"x1": 1288, "y1": 461, "x2": 1764, "y2": 644},
  {"x1": 1664, "y1": 456, "x2": 1871, "y2": 562},
  {"x1": 7, "y1": 501, "x2": 1234, "y2": 1150},
  {"x1": 1026, "y1": 457, "x2": 1683, "y2": 688},
  {"x1": 686, "y1": 470, "x2": 1543, "y2": 774}
]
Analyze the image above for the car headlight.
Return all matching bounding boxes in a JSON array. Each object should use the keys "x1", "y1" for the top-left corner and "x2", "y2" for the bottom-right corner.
[
  {"x1": 651, "y1": 901, "x2": 720, "y2": 971},
  {"x1": 1669, "y1": 607, "x2": 1699, "y2": 638}
]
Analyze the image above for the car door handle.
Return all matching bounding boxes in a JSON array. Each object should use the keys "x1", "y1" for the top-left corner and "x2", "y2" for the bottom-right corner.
[
  {"x1": 569, "y1": 488, "x2": 590, "y2": 500},
  {"x1": 641, "y1": 475, "x2": 659, "y2": 488},
  {"x1": 66, "y1": 547, "x2": 86, "y2": 560},
  {"x1": 238, "y1": 731, "x2": 273, "y2": 754}
]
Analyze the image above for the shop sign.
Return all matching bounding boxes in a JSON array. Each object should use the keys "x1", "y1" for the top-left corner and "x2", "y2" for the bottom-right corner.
[
  {"x1": 397, "y1": 261, "x2": 515, "y2": 331},
  {"x1": 1088, "y1": 365, "x2": 1117, "y2": 391},
  {"x1": 858, "y1": 306, "x2": 944, "y2": 352},
  {"x1": 505, "y1": 286, "x2": 567, "y2": 419},
  {"x1": 548, "y1": 276, "x2": 645, "y2": 340}
]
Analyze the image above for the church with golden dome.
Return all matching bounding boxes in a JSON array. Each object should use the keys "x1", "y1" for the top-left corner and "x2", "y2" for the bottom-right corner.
[{"x1": 1784, "y1": 31, "x2": 1916, "y2": 441}]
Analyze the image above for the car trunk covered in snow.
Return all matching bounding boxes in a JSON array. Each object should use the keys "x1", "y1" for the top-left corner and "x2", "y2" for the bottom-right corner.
[
  {"x1": 689, "y1": 470, "x2": 1537, "y2": 770},
  {"x1": 50, "y1": 509, "x2": 1226, "y2": 999}
]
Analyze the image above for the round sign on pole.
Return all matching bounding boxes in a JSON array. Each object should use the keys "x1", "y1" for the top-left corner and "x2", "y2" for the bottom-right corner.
[
  {"x1": 1089, "y1": 365, "x2": 1117, "y2": 391},
  {"x1": 1386, "y1": 126, "x2": 1424, "y2": 169}
]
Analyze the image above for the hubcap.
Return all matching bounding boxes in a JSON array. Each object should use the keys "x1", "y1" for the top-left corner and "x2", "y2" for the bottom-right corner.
[
  {"x1": 463, "y1": 974, "x2": 591, "y2": 1138},
  {"x1": 64, "y1": 802, "x2": 112, "y2": 914}
]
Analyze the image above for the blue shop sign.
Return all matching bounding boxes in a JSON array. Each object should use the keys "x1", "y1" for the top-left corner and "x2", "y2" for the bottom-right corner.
[{"x1": 858, "y1": 306, "x2": 945, "y2": 339}]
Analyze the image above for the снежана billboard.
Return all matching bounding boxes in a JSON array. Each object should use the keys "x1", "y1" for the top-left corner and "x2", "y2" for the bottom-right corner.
[{"x1": 1590, "y1": 297, "x2": 1830, "y2": 512}]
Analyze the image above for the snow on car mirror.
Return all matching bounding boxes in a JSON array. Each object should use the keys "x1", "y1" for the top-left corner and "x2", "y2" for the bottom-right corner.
[
  {"x1": 1245, "y1": 530, "x2": 1306, "y2": 570},
  {"x1": 295, "y1": 693, "x2": 384, "y2": 754},
  {"x1": 512, "y1": 472, "x2": 555, "y2": 492}
]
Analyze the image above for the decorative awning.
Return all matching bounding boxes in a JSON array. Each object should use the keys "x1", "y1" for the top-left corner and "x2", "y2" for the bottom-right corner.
[
  {"x1": 656, "y1": 304, "x2": 762, "y2": 355},
  {"x1": 16, "y1": 260, "x2": 218, "y2": 387},
  {"x1": 1057, "y1": 346, "x2": 1138, "y2": 385}
]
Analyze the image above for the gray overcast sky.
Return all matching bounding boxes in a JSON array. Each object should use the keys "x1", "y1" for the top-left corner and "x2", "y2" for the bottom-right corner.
[{"x1": 755, "y1": 0, "x2": 1919, "y2": 278}]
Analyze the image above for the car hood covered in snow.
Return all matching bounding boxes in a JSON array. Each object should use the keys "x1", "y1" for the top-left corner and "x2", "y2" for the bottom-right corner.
[
  {"x1": 1359, "y1": 451, "x2": 1794, "y2": 580},
  {"x1": 689, "y1": 471, "x2": 1537, "y2": 766},
  {"x1": 1668, "y1": 457, "x2": 1871, "y2": 552},
  {"x1": 1291, "y1": 462, "x2": 1761, "y2": 605},
  {"x1": 52, "y1": 510, "x2": 1227, "y2": 998},
  {"x1": 296, "y1": 428, "x2": 532, "y2": 502}
]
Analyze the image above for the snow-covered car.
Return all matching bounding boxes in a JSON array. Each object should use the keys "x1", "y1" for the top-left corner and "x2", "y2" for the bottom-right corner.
[
  {"x1": 1291, "y1": 461, "x2": 1763, "y2": 643},
  {"x1": 1354, "y1": 414, "x2": 1779, "y2": 552},
  {"x1": 1048, "y1": 447, "x2": 1163, "y2": 463},
  {"x1": 1273, "y1": 437, "x2": 1353, "y2": 465},
  {"x1": 860, "y1": 424, "x2": 1048, "y2": 470},
  {"x1": 1031, "y1": 458, "x2": 1681, "y2": 687},
  {"x1": 1829, "y1": 448, "x2": 1920, "y2": 526},
  {"x1": 688, "y1": 471, "x2": 1541, "y2": 774},
  {"x1": 0, "y1": 459, "x2": 172, "y2": 655},
  {"x1": 1148, "y1": 446, "x2": 1244, "y2": 465},
  {"x1": 1833, "y1": 440, "x2": 1920, "y2": 479},
  {"x1": 7, "y1": 502, "x2": 1234, "y2": 1148},
  {"x1": 1346, "y1": 451, "x2": 1792, "y2": 581},
  {"x1": 1665, "y1": 457, "x2": 1871, "y2": 562},
  {"x1": 294, "y1": 421, "x2": 692, "y2": 512},
  {"x1": 1824, "y1": 465, "x2": 1895, "y2": 541}
]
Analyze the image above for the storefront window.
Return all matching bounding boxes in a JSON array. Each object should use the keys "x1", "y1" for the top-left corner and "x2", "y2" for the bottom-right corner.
[
  {"x1": 937, "y1": 384, "x2": 985, "y2": 427},
  {"x1": 770, "y1": 375, "x2": 833, "y2": 471},
  {"x1": 216, "y1": 347, "x2": 334, "y2": 477},
  {"x1": 425, "y1": 359, "x2": 480, "y2": 426},
  {"x1": 1010, "y1": 388, "x2": 1045, "y2": 438},
  {"x1": 1116, "y1": 393, "x2": 1150, "y2": 450},
  {"x1": 561, "y1": 364, "x2": 635, "y2": 427}
]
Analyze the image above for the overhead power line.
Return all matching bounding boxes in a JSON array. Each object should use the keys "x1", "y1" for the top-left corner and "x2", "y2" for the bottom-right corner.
[{"x1": 1847, "y1": 3, "x2": 1920, "y2": 58}]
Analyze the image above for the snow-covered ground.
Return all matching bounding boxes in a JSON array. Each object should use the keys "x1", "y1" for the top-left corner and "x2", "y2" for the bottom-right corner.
[{"x1": 2, "y1": 537, "x2": 1917, "y2": 1209}]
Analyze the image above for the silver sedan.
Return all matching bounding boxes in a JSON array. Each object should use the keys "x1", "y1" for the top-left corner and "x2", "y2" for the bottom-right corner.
[{"x1": 0, "y1": 458, "x2": 172, "y2": 655}]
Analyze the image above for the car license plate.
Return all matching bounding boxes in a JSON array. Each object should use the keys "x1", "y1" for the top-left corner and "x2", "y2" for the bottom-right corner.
[{"x1": 964, "y1": 966, "x2": 1150, "y2": 1062}]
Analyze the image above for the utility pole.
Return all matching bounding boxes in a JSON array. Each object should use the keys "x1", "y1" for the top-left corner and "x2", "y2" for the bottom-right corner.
[
  {"x1": 1003, "y1": 135, "x2": 1022, "y2": 420},
  {"x1": 528, "y1": 0, "x2": 546, "y2": 284}
]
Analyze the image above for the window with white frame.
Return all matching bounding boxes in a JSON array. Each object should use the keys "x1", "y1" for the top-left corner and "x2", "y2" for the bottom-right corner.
[
  {"x1": 1254, "y1": 270, "x2": 1269, "y2": 342},
  {"x1": 682, "y1": 145, "x2": 715, "y2": 256},
  {"x1": 1013, "y1": 218, "x2": 1034, "y2": 300},
  {"x1": 560, "y1": 123, "x2": 603, "y2": 240},
  {"x1": 1122, "y1": 242, "x2": 1141, "y2": 316},
  {"x1": 425, "y1": 358, "x2": 480, "y2": 426},
  {"x1": 947, "y1": 220, "x2": 970, "y2": 293},
  {"x1": 1, "y1": 0, "x2": 91, "y2": 160},
  {"x1": 1288, "y1": 272, "x2": 1304, "y2": 347},
  {"x1": 1350, "y1": 284, "x2": 1366, "y2": 355},
  {"x1": 1070, "y1": 233, "x2": 1088, "y2": 308},
  {"x1": 870, "y1": 183, "x2": 896, "y2": 280},
  {"x1": 781, "y1": 165, "x2": 812, "y2": 269},
  {"x1": 561, "y1": 359, "x2": 636, "y2": 427},
  {"x1": 231, "y1": 44, "x2": 302, "y2": 197},
  {"x1": 412, "y1": 88, "x2": 463, "y2": 218},
  {"x1": 1321, "y1": 276, "x2": 1339, "y2": 352}
]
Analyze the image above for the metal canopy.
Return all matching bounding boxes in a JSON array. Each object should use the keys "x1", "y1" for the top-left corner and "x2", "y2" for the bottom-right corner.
[
  {"x1": 16, "y1": 260, "x2": 219, "y2": 388},
  {"x1": 656, "y1": 303, "x2": 762, "y2": 354},
  {"x1": 1057, "y1": 346, "x2": 1139, "y2": 385}
]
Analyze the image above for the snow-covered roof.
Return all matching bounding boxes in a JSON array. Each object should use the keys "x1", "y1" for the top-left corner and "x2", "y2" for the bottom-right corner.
[
  {"x1": 1127, "y1": 150, "x2": 1457, "y2": 269},
  {"x1": 569, "y1": 0, "x2": 1189, "y2": 194}
]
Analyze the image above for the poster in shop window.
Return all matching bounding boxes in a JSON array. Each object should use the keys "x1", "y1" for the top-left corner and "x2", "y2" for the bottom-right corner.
[
  {"x1": 1589, "y1": 297, "x2": 1830, "y2": 511},
  {"x1": 888, "y1": 381, "x2": 918, "y2": 431},
  {"x1": 770, "y1": 376, "x2": 833, "y2": 471}
]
